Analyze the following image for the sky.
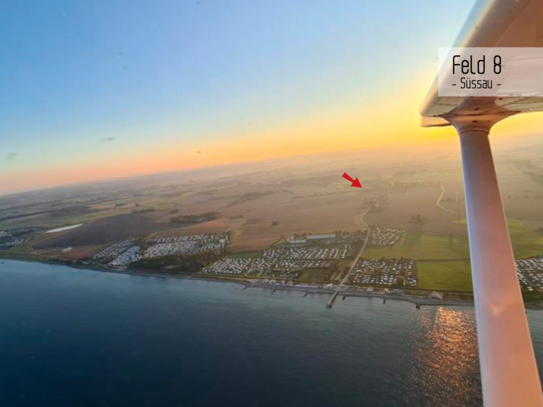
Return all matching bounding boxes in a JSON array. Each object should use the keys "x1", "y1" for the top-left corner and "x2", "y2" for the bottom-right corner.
[{"x1": 1, "y1": 0, "x2": 543, "y2": 194}]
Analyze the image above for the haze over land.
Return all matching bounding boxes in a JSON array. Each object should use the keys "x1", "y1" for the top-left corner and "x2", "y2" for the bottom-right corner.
[
  {"x1": 2, "y1": 132, "x2": 543, "y2": 294},
  {"x1": 5, "y1": 0, "x2": 543, "y2": 195},
  {"x1": 4, "y1": 2, "x2": 543, "y2": 406}
]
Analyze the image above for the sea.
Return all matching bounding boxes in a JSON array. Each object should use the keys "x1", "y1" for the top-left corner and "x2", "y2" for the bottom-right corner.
[{"x1": 2, "y1": 260, "x2": 543, "y2": 407}]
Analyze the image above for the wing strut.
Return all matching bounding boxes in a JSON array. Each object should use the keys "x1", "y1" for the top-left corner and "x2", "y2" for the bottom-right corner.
[{"x1": 451, "y1": 117, "x2": 543, "y2": 407}]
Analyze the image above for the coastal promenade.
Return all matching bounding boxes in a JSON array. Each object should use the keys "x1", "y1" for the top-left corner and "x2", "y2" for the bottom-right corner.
[{"x1": 249, "y1": 282, "x2": 473, "y2": 308}]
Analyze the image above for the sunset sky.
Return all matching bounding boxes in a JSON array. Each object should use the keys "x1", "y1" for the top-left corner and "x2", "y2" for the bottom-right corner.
[{"x1": 2, "y1": 0, "x2": 543, "y2": 194}]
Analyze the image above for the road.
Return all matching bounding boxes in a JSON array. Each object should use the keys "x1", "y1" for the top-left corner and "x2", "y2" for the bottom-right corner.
[
  {"x1": 356, "y1": 209, "x2": 369, "y2": 229},
  {"x1": 327, "y1": 227, "x2": 371, "y2": 308},
  {"x1": 436, "y1": 182, "x2": 456, "y2": 214}
]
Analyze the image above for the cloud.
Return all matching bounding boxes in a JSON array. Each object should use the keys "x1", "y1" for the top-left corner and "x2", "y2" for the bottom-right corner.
[
  {"x1": 5, "y1": 152, "x2": 19, "y2": 161},
  {"x1": 102, "y1": 137, "x2": 115, "y2": 142}
]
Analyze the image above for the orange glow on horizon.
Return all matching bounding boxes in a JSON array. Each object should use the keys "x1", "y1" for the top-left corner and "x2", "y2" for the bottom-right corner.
[{"x1": 3, "y1": 69, "x2": 543, "y2": 194}]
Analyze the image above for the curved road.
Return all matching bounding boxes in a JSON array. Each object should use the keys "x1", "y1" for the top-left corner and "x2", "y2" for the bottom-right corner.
[{"x1": 436, "y1": 182, "x2": 456, "y2": 214}]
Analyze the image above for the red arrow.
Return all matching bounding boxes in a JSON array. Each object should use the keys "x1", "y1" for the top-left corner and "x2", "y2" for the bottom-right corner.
[{"x1": 342, "y1": 172, "x2": 362, "y2": 188}]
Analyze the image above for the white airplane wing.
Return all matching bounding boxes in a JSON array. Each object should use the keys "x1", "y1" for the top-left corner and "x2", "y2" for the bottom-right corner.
[
  {"x1": 421, "y1": 0, "x2": 543, "y2": 127},
  {"x1": 420, "y1": 1, "x2": 543, "y2": 406}
]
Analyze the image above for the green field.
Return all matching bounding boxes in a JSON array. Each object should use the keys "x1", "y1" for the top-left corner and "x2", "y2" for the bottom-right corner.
[
  {"x1": 417, "y1": 260, "x2": 473, "y2": 292},
  {"x1": 225, "y1": 252, "x2": 262, "y2": 259},
  {"x1": 365, "y1": 232, "x2": 469, "y2": 260},
  {"x1": 452, "y1": 218, "x2": 543, "y2": 259},
  {"x1": 367, "y1": 219, "x2": 543, "y2": 262},
  {"x1": 364, "y1": 218, "x2": 543, "y2": 292},
  {"x1": 297, "y1": 268, "x2": 331, "y2": 282},
  {"x1": 508, "y1": 219, "x2": 543, "y2": 259}
]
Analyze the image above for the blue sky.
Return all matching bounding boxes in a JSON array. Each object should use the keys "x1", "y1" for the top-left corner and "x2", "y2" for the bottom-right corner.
[{"x1": 0, "y1": 0, "x2": 475, "y2": 192}]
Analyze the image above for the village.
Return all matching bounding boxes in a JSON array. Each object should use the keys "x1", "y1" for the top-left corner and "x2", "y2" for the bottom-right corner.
[
  {"x1": 0, "y1": 226, "x2": 430, "y2": 292},
  {"x1": 3, "y1": 222, "x2": 543, "y2": 297},
  {"x1": 516, "y1": 258, "x2": 543, "y2": 292},
  {"x1": 350, "y1": 258, "x2": 418, "y2": 287},
  {"x1": 203, "y1": 228, "x2": 418, "y2": 290},
  {"x1": 0, "y1": 227, "x2": 41, "y2": 250},
  {"x1": 92, "y1": 233, "x2": 230, "y2": 268}
]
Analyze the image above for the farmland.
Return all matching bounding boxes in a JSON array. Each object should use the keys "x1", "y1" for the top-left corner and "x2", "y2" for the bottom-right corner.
[
  {"x1": 2, "y1": 137, "x2": 543, "y2": 293},
  {"x1": 365, "y1": 232, "x2": 469, "y2": 260},
  {"x1": 417, "y1": 260, "x2": 473, "y2": 292}
]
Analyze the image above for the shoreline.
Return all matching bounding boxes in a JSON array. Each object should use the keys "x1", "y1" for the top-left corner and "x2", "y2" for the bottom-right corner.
[
  {"x1": 0, "y1": 255, "x2": 474, "y2": 309},
  {"x1": 247, "y1": 283, "x2": 475, "y2": 309},
  {"x1": 2, "y1": 255, "x2": 543, "y2": 310},
  {"x1": 0, "y1": 254, "x2": 255, "y2": 287}
]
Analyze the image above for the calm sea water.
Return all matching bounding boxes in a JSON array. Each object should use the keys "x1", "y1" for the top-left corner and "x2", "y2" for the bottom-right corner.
[{"x1": 1, "y1": 260, "x2": 543, "y2": 407}]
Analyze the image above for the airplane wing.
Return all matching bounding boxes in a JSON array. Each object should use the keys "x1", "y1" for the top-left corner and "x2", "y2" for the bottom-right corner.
[
  {"x1": 420, "y1": 1, "x2": 543, "y2": 406},
  {"x1": 421, "y1": 0, "x2": 543, "y2": 127}
]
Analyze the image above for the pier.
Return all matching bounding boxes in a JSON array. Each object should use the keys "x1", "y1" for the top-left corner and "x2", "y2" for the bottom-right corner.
[
  {"x1": 326, "y1": 229, "x2": 371, "y2": 309},
  {"x1": 326, "y1": 291, "x2": 340, "y2": 308}
]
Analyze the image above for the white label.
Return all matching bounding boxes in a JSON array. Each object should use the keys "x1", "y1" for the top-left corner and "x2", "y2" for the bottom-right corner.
[{"x1": 438, "y1": 48, "x2": 543, "y2": 97}]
